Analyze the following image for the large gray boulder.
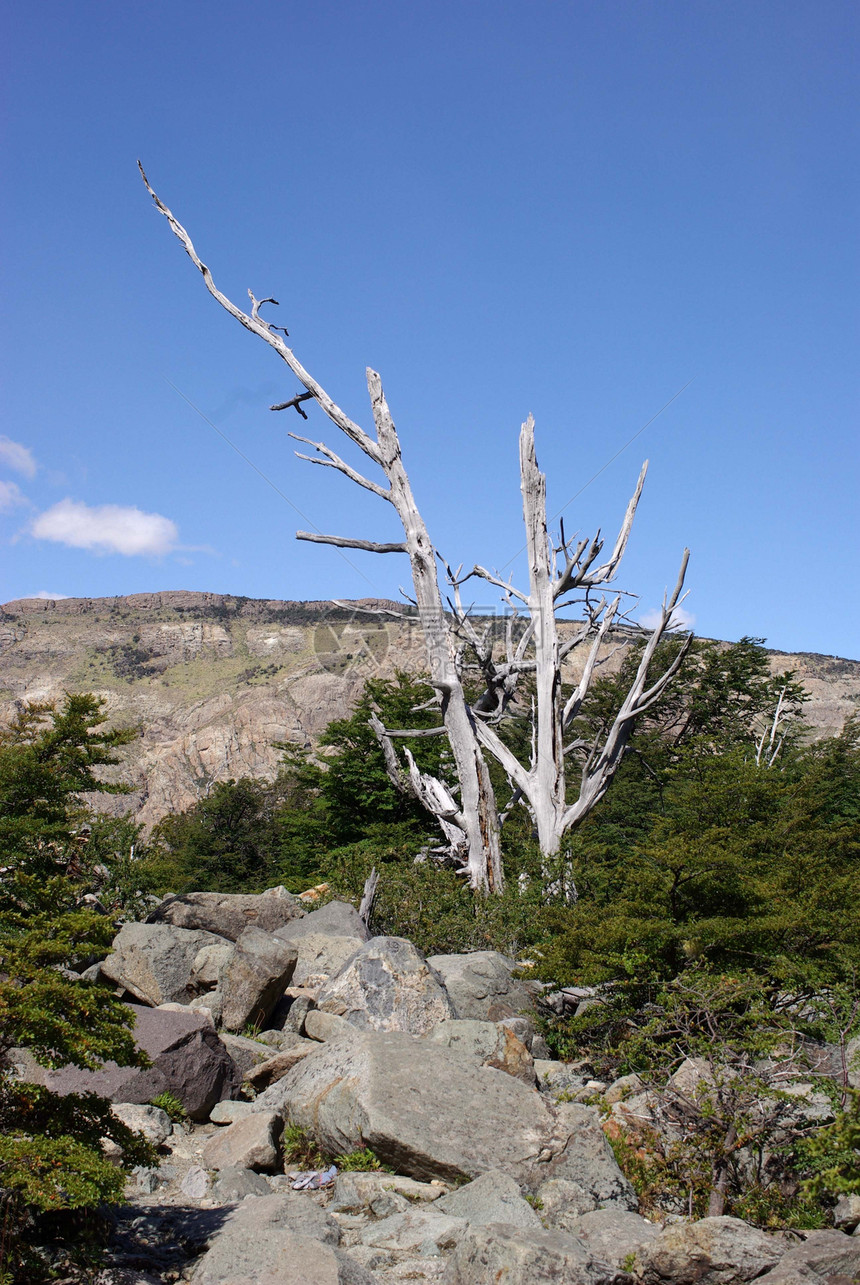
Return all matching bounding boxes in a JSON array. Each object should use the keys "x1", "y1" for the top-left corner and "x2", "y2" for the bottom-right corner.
[
  {"x1": 190, "y1": 1192, "x2": 377, "y2": 1284},
  {"x1": 427, "y1": 950, "x2": 535, "y2": 1021},
  {"x1": 101, "y1": 922, "x2": 224, "y2": 1006},
  {"x1": 219, "y1": 927, "x2": 297, "y2": 1032},
  {"x1": 41, "y1": 1004, "x2": 240, "y2": 1121},
  {"x1": 147, "y1": 888, "x2": 305, "y2": 941},
  {"x1": 110, "y1": 1102, "x2": 172, "y2": 1146},
  {"x1": 440, "y1": 1221, "x2": 617, "y2": 1284},
  {"x1": 436, "y1": 1169, "x2": 542, "y2": 1230},
  {"x1": 758, "y1": 1230, "x2": 860, "y2": 1285},
  {"x1": 316, "y1": 936, "x2": 455, "y2": 1035},
  {"x1": 255, "y1": 1029, "x2": 632, "y2": 1195},
  {"x1": 638, "y1": 1216, "x2": 783, "y2": 1285},
  {"x1": 567, "y1": 1208, "x2": 660, "y2": 1268},
  {"x1": 201, "y1": 1112, "x2": 282, "y2": 1172},
  {"x1": 536, "y1": 1103, "x2": 637, "y2": 1220},
  {"x1": 428, "y1": 1019, "x2": 535, "y2": 1083},
  {"x1": 359, "y1": 1207, "x2": 467, "y2": 1254},
  {"x1": 273, "y1": 901, "x2": 368, "y2": 987}
]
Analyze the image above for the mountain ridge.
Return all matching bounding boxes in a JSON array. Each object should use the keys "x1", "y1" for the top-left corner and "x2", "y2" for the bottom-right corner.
[{"x1": 2, "y1": 591, "x2": 858, "y2": 830}]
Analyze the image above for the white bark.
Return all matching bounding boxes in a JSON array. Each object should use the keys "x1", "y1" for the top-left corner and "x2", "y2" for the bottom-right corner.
[
  {"x1": 141, "y1": 165, "x2": 503, "y2": 892},
  {"x1": 469, "y1": 417, "x2": 691, "y2": 857},
  {"x1": 142, "y1": 164, "x2": 689, "y2": 884}
]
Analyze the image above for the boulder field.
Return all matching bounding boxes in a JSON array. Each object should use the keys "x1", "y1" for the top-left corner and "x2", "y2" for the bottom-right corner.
[{"x1": 25, "y1": 887, "x2": 860, "y2": 1285}]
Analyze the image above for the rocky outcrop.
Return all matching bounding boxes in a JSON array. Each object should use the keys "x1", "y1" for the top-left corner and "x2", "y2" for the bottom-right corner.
[
  {"x1": 40, "y1": 893, "x2": 860, "y2": 1285},
  {"x1": 189, "y1": 1192, "x2": 376, "y2": 1285},
  {"x1": 273, "y1": 900, "x2": 368, "y2": 987},
  {"x1": 427, "y1": 950, "x2": 537, "y2": 1022},
  {"x1": 3, "y1": 591, "x2": 853, "y2": 831},
  {"x1": 428, "y1": 1018, "x2": 536, "y2": 1083},
  {"x1": 434, "y1": 1170, "x2": 543, "y2": 1230},
  {"x1": 102, "y1": 923, "x2": 226, "y2": 1007},
  {"x1": 566, "y1": 1208, "x2": 660, "y2": 1268},
  {"x1": 255, "y1": 1027, "x2": 635, "y2": 1199},
  {"x1": 440, "y1": 1221, "x2": 618, "y2": 1284},
  {"x1": 217, "y1": 927, "x2": 297, "y2": 1032},
  {"x1": 147, "y1": 889, "x2": 306, "y2": 940},
  {"x1": 316, "y1": 937, "x2": 456, "y2": 1035},
  {"x1": 637, "y1": 1216, "x2": 784, "y2": 1285}
]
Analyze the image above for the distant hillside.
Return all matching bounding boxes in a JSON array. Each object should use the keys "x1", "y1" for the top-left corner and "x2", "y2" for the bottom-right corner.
[{"x1": 2, "y1": 591, "x2": 857, "y2": 830}]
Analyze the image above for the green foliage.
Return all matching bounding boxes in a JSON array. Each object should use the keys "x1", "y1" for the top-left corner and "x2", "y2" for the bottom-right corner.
[
  {"x1": 800, "y1": 1091, "x2": 860, "y2": 1201},
  {"x1": 336, "y1": 1148, "x2": 389, "y2": 1172},
  {"x1": 82, "y1": 811, "x2": 160, "y2": 919},
  {"x1": 0, "y1": 693, "x2": 135, "y2": 879},
  {"x1": 280, "y1": 1124, "x2": 389, "y2": 1173},
  {"x1": 587, "y1": 969, "x2": 835, "y2": 1227},
  {"x1": 149, "y1": 774, "x2": 303, "y2": 894},
  {"x1": 530, "y1": 655, "x2": 860, "y2": 992},
  {"x1": 0, "y1": 697, "x2": 153, "y2": 1282},
  {"x1": 149, "y1": 1091, "x2": 186, "y2": 1123},
  {"x1": 325, "y1": 837, "x2": 545, "y2": 957},
  {"x1": 146, "y1": 673, "x2": 448, "y2": 897}
]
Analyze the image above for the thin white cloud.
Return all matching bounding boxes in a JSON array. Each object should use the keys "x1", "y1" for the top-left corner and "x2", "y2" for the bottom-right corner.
[
  {"x1": 24, "y1": 590, "x2": 71, "y2": 600},
  {"x1": 31, "y1": 499, "x2": 179, "y2": 557},
  {"x1": 0, "y1": 480, "x2": 27, "y2": 512},
  {"x1": 0, "y1": 437, "x2": 37, "y2": 478},
  {"x1": 640, "y1": 604, "x2": 696, "y2": 631}
]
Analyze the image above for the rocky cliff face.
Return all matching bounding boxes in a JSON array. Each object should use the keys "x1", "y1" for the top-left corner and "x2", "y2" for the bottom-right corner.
[{"x1": 2, "y1": 591, "x2": 858, "y2": 830}]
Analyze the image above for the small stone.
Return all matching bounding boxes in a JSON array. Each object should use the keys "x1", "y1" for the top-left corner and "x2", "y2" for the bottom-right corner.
[
  {"x1": 369, "y1": 1190, "x2": 410, "y2": 1217},
  {"x1": 201, "y1": 1111, "x2": 282, "y2": 1172},
  {"x1": 210, "y1": 1099, "x2": 258, "y2": 1124},
  {"x1": 243, "y1": 1041, "x2": 316, "y2": 1089},
  {"x1": 210, "y1": 1166, "x2": 272, "y2": 1202},
  {"x1": 833, "y1": 1187, "x2": 860, "y2": 1228},
  {"x1": 181, "y1": 1165, "x2": 211, "y2": 1199},
  {"x1": 111, "y1": 1102, "x2": 172, "y2": 1146},
  {"x1": 436, "y1": 1169, "x2": 541, "y2": 1230},
  {"x1": 303, "y1": 1009, "x2": 357, "y2": 1043},
  {"x1": 604, "y1": 1072, "x2": 644, "y2": 1104},
  {"x1": 132, "y1": 1165, "x2": 159, "y2": 1193},
  {"x1": 283, "y1": 994, "x2": 314, "y2": 1034}
]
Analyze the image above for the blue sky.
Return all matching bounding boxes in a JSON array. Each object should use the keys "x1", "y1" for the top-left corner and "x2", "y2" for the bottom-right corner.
[{"x1": 2, "y1": 1, "x2": 857, "y2": 657}]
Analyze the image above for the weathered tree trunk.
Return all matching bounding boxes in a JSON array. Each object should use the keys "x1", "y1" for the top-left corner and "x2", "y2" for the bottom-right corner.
[
  {"x1": 140, "y1": 166, "x2": 503, "y2": 892},
  {"x1": 141, "y1": 164, "x2": 688, "y2": 888},
  {"x1": 469, "y1": 416, "x2": 690, "y2": 859},
  {"x1": 366, "y1": 373, "x2": 503, "y2": 892}
]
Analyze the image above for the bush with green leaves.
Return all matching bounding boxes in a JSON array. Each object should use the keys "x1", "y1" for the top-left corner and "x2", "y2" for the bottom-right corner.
[{"x1": 0, "y1": 696, "x2": 156, "y2": 1281}]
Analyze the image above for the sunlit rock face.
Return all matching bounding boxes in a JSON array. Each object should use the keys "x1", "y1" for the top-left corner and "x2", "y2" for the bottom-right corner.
[{"x1": 2, "y1": 590, "x2": 856, "y2": 829}]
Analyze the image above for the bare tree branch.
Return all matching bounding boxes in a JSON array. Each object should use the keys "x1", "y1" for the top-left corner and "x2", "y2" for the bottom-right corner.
[
  {"x1": 270, "y1": 391, "x2": 314, "y2": 418},
  {"x1": 296, "y1": 531, "x2": 407, "y2": 554},
  {"x1": 290, "y1": 432, "x2": 392, "y2": 501},
  {"x1": 139, "y1": 162, "x2": 384, "y2": 467}
]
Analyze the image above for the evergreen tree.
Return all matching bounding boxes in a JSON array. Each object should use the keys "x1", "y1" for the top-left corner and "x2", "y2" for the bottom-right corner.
[{"x1": 0, "y1": 696, "x2": 155, "y2": 1282}]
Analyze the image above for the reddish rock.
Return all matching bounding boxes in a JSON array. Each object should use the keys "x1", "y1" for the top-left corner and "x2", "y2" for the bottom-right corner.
[{"x1": 41, "y1": 1004, "x2": 241, "y2": 1121}]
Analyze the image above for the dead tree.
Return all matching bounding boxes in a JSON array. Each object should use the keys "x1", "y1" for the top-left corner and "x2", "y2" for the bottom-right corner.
[
  {"x1": 140, "y1": 165, "x2": 504, "y2": 892},
  {"x1": 445, "y1": 417, "x2": 691, "y2": 860},
  {"x1": 141, "y1": 165, "x2": 690, "y2": 892}
]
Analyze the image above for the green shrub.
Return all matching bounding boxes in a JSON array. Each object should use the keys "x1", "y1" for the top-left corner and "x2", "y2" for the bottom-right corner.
[{"x1": 149, "y1": 1091, "x2": 187, "y2": 1123}]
